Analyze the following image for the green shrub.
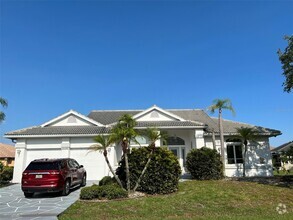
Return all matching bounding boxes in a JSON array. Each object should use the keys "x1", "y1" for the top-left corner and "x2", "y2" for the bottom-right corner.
[
  {"x1": 116, "y1": 147, "x2": 181, "y2": 194},
  {"x1": 80, "y1": 184, "x2": 127, "y2": 200},
  {"x1": 80, "y1": 184, "x2": 102, "y2": 200},
  {"x1": 99, "y1": 176, "x2": 117, "y2": 186},
  {"x1": 186, "y1": 147, "x2": 223, "y2": 180},
  {"x1": 0, "y1": 166, "x2": 14, "y2": 183},
  {"x1": 0, "y1": 162, "x2": 3, "y2": 172},
  {"x1": 103, "y1": 184, "x2": 128, "y2": 200}
]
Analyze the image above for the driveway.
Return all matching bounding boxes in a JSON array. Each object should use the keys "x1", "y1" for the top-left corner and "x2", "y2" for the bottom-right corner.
[{"x1": 0, "y1": 181, "x2": 96, "y2": 220}]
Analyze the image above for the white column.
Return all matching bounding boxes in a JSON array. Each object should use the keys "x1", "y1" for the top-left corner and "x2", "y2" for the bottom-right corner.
[
  {"x1": 195, "y1": 129, "x2": 205, "y2": 149},
  {"x1": 61, "y1": 138, "x2": 70, "y2": 158},
  {"x1": 12, "y1": 139, "x2": 27, "y2": 183}
]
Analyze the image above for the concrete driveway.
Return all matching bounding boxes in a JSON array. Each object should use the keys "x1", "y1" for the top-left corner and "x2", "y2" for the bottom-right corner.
[{"x1": 0, "y1": 182, "x2": 95, "y2": 220}]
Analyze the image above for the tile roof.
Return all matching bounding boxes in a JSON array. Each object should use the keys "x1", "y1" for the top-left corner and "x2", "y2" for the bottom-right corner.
[
  {"x1": 210, "y1": 118, "x2": 281, "y2": 136},
  {"x1": 271, "y1": 141, "x2": 293, "y2": 153},
  {"x1": 5, "y1": 126, "x2": 109, "y2": 137},
  {"x1": 0, "y1": 143, "x2": 15, "y2": 158},
  {"x1": 5, "y1": 108, "x2": 281, "y2": 137}
]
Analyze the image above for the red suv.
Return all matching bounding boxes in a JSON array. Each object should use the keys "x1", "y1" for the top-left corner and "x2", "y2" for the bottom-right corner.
[{"x1": 21, "y1": 158, "x2": 86, "y2": 198}]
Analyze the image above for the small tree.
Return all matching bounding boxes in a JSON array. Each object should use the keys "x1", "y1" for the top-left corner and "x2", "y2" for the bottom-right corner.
[
  {"x1": 89, "y1": 135, "x2": 124, "y2": 189},
  {"x1": 0, "y1": 97, "x2": 8, "y2": 123},
  {"x1": 235, "y1": 127, "x2": 259, "y2": 177},
  {"x1": 278, "y1": 35, "x2": 293, "y2": 93},
  {"x1": 208, "y1": 99, "x2": 235, "y2": 175},
  {"x1": 110, "y1": 114, "x2": 138, "y2": 193},
  {"x1": 133, "y1": 128, "x2": 168, "y2": 191}
]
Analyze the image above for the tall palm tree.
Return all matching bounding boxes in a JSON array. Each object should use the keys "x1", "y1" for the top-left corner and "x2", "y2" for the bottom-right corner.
[
  {"x1": 208, "y1": 99, "x2": 235, "y2": 175},
  {"x1": 110, "y1": 114, "x2": 138, "y2": 193},
  {"x1": 235, "y1": 127, "x2": 259, "y2": 177},
  {"x1": 133, "y1": 128, "x2": 168, "y2": 191},
  {"x1": 0, "y1": 97, "x2": 8, "y2": 123},
  {"x1": 90, "y1": 135, "x2": 124, "y2": 189}
]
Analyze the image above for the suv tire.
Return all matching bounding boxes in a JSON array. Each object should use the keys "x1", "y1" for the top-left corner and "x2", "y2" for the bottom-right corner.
[
  {"x1": 80, "y1": 174, "x2": 86, "y2": 187},
  {"x1": 62, "y1": 179, "x2": 70, "y2": 196},
  {"x1": 24, "y1": 192, "x2": 34, "y2": 198}
]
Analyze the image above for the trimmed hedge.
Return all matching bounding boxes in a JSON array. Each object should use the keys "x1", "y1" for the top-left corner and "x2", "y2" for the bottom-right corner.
[
  {"x1": 186, "y1": 147, "x2": 223, "y2": 180},
  {"x1": 116, "y1": 147, "x2": 181, "y2": 194},
  {"x1": 80, "y1": 184, "x2": 128, "y2": 200}
]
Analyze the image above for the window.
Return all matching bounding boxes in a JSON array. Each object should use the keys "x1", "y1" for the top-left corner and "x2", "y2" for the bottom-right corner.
[
  {"x1": 259, "y1": 157, "x2": 265, "y2": 164},
  {"x1": 227, "y1": 144, "x2": 243, "y2": 164},
  {"x1": 130, "y1": 136, "x2": 148, "y2": 145}
]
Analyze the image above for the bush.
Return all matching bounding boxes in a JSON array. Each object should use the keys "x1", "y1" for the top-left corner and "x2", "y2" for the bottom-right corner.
[
  {"x1": 80, "y1": 184, "x2": 102, "y2": 200},
  {"x1": 186, "y1": 147, "x2": 223, "y2": 180},
  {"x1": 0, "y1": 166, "x2": 14, "y2": 183},
  {"x1": 99, "y1": 176, "x2": 117, "y2": 186},
  {"x1": 116, "y1": 147, "x2": 181, "y2": 194},
  {"x1": 80, "y1": 184, "x2": 127, "y2": 200}
]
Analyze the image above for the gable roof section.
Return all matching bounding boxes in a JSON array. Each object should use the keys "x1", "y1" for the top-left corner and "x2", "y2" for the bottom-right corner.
[
  {"x1": 271, "y1": 141, "x2": 293, "y2": 153},
  {"x1": 132, "y1": 105, "x2": 186, "y2": 122},
  {"x1": 0, "y1": 143, "x2": 15, "y2": 158},
  {"x1": 41, "y1": 110, "x2": 104, "y2": 127}
]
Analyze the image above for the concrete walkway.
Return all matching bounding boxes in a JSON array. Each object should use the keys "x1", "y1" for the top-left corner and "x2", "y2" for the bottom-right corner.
[{"x1": 0, "y1": 182, "x2": 96, "y2": 220}]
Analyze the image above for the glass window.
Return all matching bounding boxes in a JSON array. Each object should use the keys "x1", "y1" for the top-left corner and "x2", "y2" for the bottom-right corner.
[
  {"x1": 227, "y1": 144, "x2": 243, "y2": 164},
  {"x1": 130, "y1": 136, "x2": 148, "y2": 145},
  {"x1": 26, "y1": 162, "x2": 60, "y2": 170}
]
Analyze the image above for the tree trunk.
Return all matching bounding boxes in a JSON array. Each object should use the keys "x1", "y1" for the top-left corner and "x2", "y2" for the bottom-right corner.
[
  {"x1": 124, "y1": 152, "x2": 130, "y2": 193},
  {"x1": 243, "y1": 143, "x2": 247, "y2": 177},
  {"x1": 103, "y1": 150, "x2": 124, "y2": 189},
  {"x1": 133, "y1": 147, "x2": 154, "y2": 191},
  {"x1": 219, "y1": 109, "x2": 226, "y2": 176},
  {"x1": 212, "y1": 129, "x2": 216, "y2": 150}
]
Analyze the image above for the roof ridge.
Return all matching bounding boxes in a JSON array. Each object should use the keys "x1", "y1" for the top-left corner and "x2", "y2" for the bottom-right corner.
[
  {"x1": 90, "y1": 109, "x2": 143, "y2": 112},
  {"x1": 210, "y1": 117, "x2": 255, "y2": 126}
]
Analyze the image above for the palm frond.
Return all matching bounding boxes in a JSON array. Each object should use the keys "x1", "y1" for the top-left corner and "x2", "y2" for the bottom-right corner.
[{"x1": 0, "y1": 97, "x2": 8, "y2": 108}]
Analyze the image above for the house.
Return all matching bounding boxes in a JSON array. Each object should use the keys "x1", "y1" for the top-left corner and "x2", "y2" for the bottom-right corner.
[
  {"x1": 271, "y1": 141, "x2": 293, "y2": 172},
  {"x1": 0, "y1": 143, "x2": 15, "y2": 167},
  {"x1": 5, "y1": 105, "x2": 281, "y2": 183}
]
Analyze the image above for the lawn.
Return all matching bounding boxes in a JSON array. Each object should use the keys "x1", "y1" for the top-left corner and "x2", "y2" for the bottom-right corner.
[{"x1": 59, "y1": 180, "x2": 292, "y2": 220}]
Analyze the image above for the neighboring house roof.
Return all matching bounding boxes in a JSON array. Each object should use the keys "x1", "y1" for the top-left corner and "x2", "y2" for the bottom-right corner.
[
  {"x1": 271, "y1": 141, "x2": 293, "y2": 153},
  {"x1": 5, "y1": 106, "x2": 281, "y2": 138},
  {"x1": 0, "y1": 143, "x2": 15, "y2": 158}
]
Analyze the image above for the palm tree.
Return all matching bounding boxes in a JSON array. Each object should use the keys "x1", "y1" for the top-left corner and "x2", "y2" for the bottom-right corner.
[
  {"x1": 110, "y1": 114, "x2": 138, "y2": 193},
  {"x1": 235, "y1": 127, "x2": 259, "y2": 177},
  {"x1": 89, "y1": 135, "x2": 124, "y2": 189},
  {"x1": 208, "y1": 99, "x2": 235, "y2": 175},
  {"x1": 0, "y1": 97, "x2": 8, "y2": 123},
  {"x1": 133, "y1": 128, "x2": 168, "y2": 191}
]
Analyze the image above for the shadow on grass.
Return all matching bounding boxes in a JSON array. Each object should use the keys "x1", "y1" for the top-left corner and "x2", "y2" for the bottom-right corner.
[{"x1": 231, "y1": 175, "x2": 293, "y2": 189}]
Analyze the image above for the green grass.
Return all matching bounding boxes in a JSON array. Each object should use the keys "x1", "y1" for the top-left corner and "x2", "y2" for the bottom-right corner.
[
  {"x1": 274, "y1": 170, "x2": 293, "y2": 176},
  {"x1": 59, "y1": 180, "x2": 293, "y2": 220}
]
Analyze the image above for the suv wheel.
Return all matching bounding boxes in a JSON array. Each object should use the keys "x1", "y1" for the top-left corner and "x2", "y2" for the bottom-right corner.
[
  {"x1": 80, "y1": 174, "x2": 86, "y2": 187},
  {"x1": 24, "y1": 192, "x2": 34, "y2": 198},
  {"x1": 62, "y1": 179, "x2": 70, "y2": 196}
]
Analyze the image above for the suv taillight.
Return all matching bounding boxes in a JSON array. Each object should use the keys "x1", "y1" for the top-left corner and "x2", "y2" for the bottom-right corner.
[{"x1": 23, "y1": 172, "x2": 28, "y2": 176}]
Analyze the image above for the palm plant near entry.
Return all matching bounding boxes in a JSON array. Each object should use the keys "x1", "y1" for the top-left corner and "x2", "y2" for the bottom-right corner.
[
  {"x1": 110, "y1": 114, "x2": 138, "y2": 193},
  {"x1": 133, "y1": 128, "x2": 168, "y2": 191},
  {"x1": 235, "y1": 127, "x2": 259, "y2": 177},
  {"x1": 0, "y1": 97, "x2": 8, "y2": 123},
  {"x1": 208, "y1": 99, "x2": 235, "y2": 175},
  {"x1": 90, "y1": 135, "x2": 124, "y2": 189}
]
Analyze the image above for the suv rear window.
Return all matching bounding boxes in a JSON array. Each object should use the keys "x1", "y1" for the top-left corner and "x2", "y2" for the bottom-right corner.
[{"x1": 26, "y1": 162, "x2": 60, "y2": 170}]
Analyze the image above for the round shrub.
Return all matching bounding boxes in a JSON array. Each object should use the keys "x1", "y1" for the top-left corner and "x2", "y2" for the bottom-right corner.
[
  {"x1": 186, "y1": 147, "x2": 223, "y2": 180},
  {"x1": 103, "y1": 184, "x2": 128, "y2": 200},
  {"x1": 80, "y1": 185, "x2": 102, "y2": 200},
  {"x1": 0, "y1": 166, "x2": 14, "y2": 183},
  {"x1": 99, "y1": 176, "x2": 117, "y2": 186},
  {"x1": 116, "y1": 147, "x2": 181, "y2": 194}
]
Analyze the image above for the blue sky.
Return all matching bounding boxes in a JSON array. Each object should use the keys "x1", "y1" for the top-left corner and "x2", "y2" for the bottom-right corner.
[{"x1": 0, "y1": 0, "x2": 292, "y2": 147}]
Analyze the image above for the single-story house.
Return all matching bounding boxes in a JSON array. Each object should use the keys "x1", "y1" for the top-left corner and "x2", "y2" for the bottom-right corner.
[
  {"x1": 5, "y1": 105, "x2": 281, "y2": 183},
  {"x1": 271, "y1": 141, "x2": 293, "y2": 171},
  {"x1": 0, "y1": 143, "x2": 15, "y2": 167}
]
